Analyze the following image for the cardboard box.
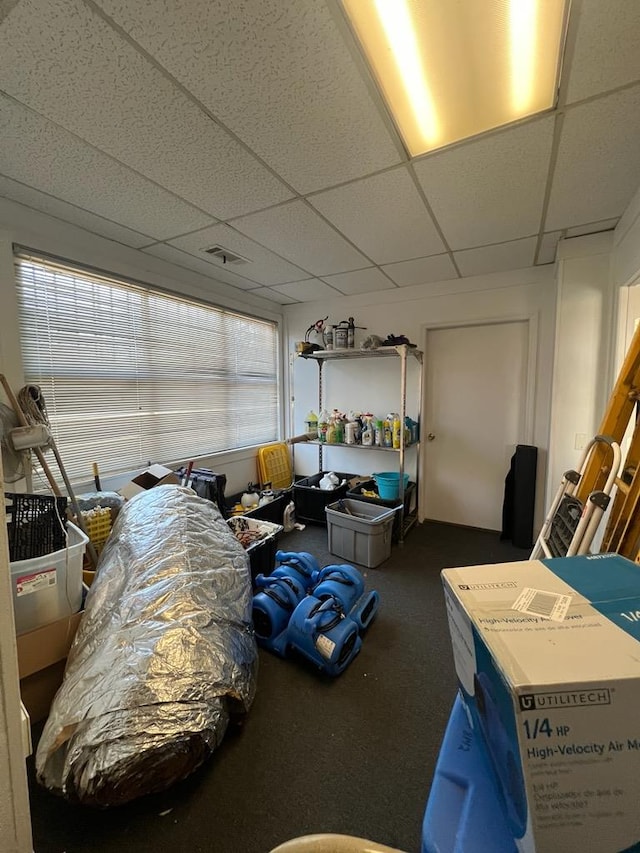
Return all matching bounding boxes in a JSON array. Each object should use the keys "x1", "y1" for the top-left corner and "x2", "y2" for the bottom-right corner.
[
  {"x1": 442, "y1": 553, "x2": 640, "y2": 853},
  {"x1": 118, "y1": 464, "x2": 179, "y2": 500},
  {"x1": 17, "y1": 610, "x2": 83, "y2": 723}
]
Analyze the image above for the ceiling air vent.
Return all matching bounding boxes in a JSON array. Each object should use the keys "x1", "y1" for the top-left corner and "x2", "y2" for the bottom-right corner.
[{"x1": 202, "y1": 245, "x2": 251, "y2": 265}]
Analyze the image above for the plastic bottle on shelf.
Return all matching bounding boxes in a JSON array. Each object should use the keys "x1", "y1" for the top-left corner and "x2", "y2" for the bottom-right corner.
[
  {"x1": 383, "y1": 419, "x2": 393, "y2": 448},
  {"x1": 304, "y1": 410, "x2": 318, "y2": 438},
  {"x1": 362, "y1": 421, "x2": 374, "y2": 446},
  {"x1": 318, "y1": 409, "x2": 330, "y2": 443},
  {"x1": 345, "y1": 421, "x2": 357, "y2": 444},
  {"x1": 347, "y1": 317, "x2": 355, "y2": 349},
  {"x1": 375, "y1": 419, "x2": 383, "y2": 447},
  {"x1": 393, "y1": 417, "x2": 402, "y2": 449}
]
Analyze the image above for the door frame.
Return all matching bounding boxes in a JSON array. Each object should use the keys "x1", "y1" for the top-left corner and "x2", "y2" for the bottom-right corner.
[{"x1": 419, "y1": 313, "x2": 539, "y2": 524}]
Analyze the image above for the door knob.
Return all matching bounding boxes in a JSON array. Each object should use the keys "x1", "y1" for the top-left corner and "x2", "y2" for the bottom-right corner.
[{"x1": 427, "y1": 432, "x2": 436, "y2": 441}]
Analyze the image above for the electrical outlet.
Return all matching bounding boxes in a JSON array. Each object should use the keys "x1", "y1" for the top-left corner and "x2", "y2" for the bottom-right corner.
[{"x1": 575, "y1": 433, "x2": 588, "y2": 451}]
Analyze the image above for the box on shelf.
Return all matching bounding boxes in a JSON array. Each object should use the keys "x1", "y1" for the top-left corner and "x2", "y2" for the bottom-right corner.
[
  {"x1": 118, "y1": 464, "x2": 180, "y2": 500},
  {"x1": 17, "y1": 609, "x2": 83, "y2": 723},
  {"x1": 441, "y1": 553, "x2": 640, "y2": 853},
  {"x1": 346, "y1": 479, "x2": 416, "y2": 541},
  {"x1": 293, "y1": 472, "x2": 357, "y2": 525},
  {"x1": 10, "y1": 521, "x2": 88, "y2": 635},
  {"x1": 325, "y1": 498, "x2": 396, "y2": 568},
  {"x1": 227, "y1": 516, "x2": 283, "y2": 582}
]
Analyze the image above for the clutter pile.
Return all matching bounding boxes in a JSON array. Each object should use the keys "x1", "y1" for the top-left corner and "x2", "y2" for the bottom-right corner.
[
  {"x1": 304, "y1": 410, "x2": 419, "y2": 448},
  {"x1": 252, "y1": 549, "x2": 379, "y2": 676}
]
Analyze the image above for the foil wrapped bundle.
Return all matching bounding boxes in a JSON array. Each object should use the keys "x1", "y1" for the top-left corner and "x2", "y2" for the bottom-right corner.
[{"x1": 36, "y1": 484, "x2": 257, "y2": 806}]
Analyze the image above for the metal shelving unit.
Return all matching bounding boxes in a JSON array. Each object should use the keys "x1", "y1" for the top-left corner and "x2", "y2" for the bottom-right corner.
[{"x1": 299, "y1": 344, "x2": 423, "y2": 543}]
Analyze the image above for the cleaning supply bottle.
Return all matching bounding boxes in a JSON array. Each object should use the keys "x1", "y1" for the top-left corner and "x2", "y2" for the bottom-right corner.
[
  {"x1": 393, "y1": 416, "x2": 402, "y2": 449},
  {"x1": 383, "y1": 418, "x2": 393, "y2": 448},
  {"x1": 318, "y1": 409, "x2": 330, "y2": 443},
  {"x1": 375, "y1": 419, "x2": 383, "y2": 447},
  {"x1": 304, "y1": 410, "x2": 318, "y2": 438},
  {"x1": 347, "y1": 317, "x2": 355, "y2": 349}
]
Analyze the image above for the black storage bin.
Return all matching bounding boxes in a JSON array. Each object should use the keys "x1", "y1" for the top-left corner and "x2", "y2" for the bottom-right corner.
[
  {"x1": 175, "y1": 467, "x2": 227, "y2": 517},
  {"x1": 226, "y1": 517, "x2": 283, "y2": 583},
  {"x1": 346, "y1": 479, "x2": 416, "y2": 541},
  {"x1": 293, "y1": 472, "x2": 355, "y2": 525},
  {"x1": 244, "y1": 489, "x2": 293, "y2": 525}
]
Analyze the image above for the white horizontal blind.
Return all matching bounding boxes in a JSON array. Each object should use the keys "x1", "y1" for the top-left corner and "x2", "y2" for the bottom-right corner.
[{"x1": 14, "y1": 254, "x2": 279, "y2": 482}]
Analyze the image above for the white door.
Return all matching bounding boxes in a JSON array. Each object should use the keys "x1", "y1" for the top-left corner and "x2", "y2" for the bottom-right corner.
[{"x1": 423, "y1": 321, "x2": 529, "y2": 530}]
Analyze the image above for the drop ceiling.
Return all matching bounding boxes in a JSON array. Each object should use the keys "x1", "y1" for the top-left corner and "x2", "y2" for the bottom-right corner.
[{"x1": 0, "y1": 0, "x2": 639, "y2": 304}]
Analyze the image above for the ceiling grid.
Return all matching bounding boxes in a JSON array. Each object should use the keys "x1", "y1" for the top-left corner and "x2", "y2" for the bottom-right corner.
[{"x1": 0, "y1": 0, "x2": 638, "y2": 302}]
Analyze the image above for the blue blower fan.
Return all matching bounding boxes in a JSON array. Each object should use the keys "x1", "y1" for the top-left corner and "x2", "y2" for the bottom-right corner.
[
  {"x1": 273, "y1": 550, "x2": 320, "y2": 590},
  {"x1": 312, "y1": 564, "x2": 379, "y2": 630},
  {"x1": 287, "y1": 595, "x2": 362, "y2": 677},
  {"x1": 473, "y1": 671, "x2": 527, "y2": 838},
  {"x1": 252, "y1": 574, "x2": 307, "y2": 656}
]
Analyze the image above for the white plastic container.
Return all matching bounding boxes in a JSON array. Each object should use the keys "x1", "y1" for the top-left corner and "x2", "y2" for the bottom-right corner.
[{"x1": 10, "y1": 522, "x2": 88, "y2": 635}]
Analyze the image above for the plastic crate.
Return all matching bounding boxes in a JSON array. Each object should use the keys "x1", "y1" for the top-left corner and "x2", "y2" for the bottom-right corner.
[
  {"x1": 325, "y1": 499, "x2": 396, "y2": 568},
  {"x1": 10, "y1": 522, "x2": 89, "y2": 635},
  {"x1": 346, "y1": 479, "x2": 416, "y2": 542},
  {"x1": 227, "y1": 516, "x2": 284, "y2": 582},
  {"x1": 293, "y1": 472, "x2": 355, "y2": 525},
  {"x1": 83, "y1": 506, "x2": 112, "y2": 556},
  {"x1": 257, "y1": 443, "x2": 293, "y2": 490},
  {"x1": 422, "y1": 694, "x2": 516, "y2": 853},
  {"x1": 5, "y1": 492, "x2": 68, "y2": 562}
]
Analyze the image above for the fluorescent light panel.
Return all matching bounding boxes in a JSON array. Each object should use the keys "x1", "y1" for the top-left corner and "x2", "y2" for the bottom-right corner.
[{"x1": 342, "y1": 0, "x2": 568, "y2": 156}]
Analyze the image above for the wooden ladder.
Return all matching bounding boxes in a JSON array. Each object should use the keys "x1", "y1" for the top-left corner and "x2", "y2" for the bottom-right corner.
[{"x1": 575, "y1": 322, "x2": 640, "y2": 559}]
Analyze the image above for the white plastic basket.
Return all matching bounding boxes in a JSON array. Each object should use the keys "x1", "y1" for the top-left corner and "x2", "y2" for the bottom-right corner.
[{"x1": 10, "y1": 521, "x2": 88, "y2": 635}]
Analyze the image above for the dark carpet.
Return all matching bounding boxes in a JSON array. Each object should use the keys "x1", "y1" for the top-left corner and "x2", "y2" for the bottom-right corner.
[{"x1": 27, "y1": 521, "x2": 529, "y2": 853}]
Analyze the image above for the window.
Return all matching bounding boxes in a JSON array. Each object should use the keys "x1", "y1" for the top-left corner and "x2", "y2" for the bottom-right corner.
[{"x1": 14, "y1": 252, "x2": 280, "y2": 482}]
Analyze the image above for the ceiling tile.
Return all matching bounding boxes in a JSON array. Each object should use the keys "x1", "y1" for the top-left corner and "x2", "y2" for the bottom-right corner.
[
  {"x1": 414, "y1": 117, "x2": 555, "y2": 250},
  {"x1": 320, "y1": 267, "x2": 394, "y2": 295},
  {"x1": 309, "y1": 167, "x2": 444, "y2": 264},
  {"x1": 565, "y1": 0, "x2": 640, "y2": 104},
  {"x1": 381, "y1": 254, "x2": 458, "y2": 287},
  {"x1": 537, "y1": 231, "x2": 564, "y2": 265},
  {"x1": 565, "y1": 218, "x2": 619, "y2": 238},
  {"x1": 142, "y1": 244, "x2": 260, "y2": 290},
  {"x1": 92, "y1": 0, "x2": 402, "y2": 194},
  {"x1": 248, "y1": 287, "x2": 298, "y2": 305},
  {"x1": 273, "y1": 279, "x2": 342, "y2": 301},
  {"x1": 169, "y1": 224, "x2": 307, "y2": 286},
  {"x1": 0, "y1": 0, "x2": 292, "y2": 219},
  {"x1": 0, "y1": 175, "x2": 152, "y2": 247},
  {"x1": 232, "y1": 202, "x2": 369, "y2": 276},
  {"x1": 0, "y1": 93, "x2": 214, "y2": 240},
  {"x1": 546, "y1": 87, "x2": 640, "y2": 231},
  {"x1": 454, "y1": 238, "x2": 537, "y2": 277}
]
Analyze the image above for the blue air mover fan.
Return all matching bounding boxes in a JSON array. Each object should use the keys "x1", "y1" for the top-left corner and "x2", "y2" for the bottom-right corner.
[
  {"x1": 287, "y1": 595, "x2": 362, "y2": 677},
  {"x1": 273, "y1": 550, "x2": 320, "y2": 590},
  {"x1": 312, "y1": 564, "x2": 379, "y2": 630},
  {"x1": 473, "y1": 672, "x2": 527, "y2": 838},
  {"x1": 252, "y1": 574, "x2": 307, "y2": 656}
]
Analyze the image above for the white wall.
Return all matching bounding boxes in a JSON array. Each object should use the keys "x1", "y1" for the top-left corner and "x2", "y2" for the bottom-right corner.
[
  {"x1": 0, "y1": 198, "x2": 286, "y2": 496},
  {"x1": 612, "y1": 185, "x2": 640, "y2": 289},
  {"x1": 548, "y1": 233, "x2": 615, "y2": 494},
  {"x1": 284, "y1": 265, "x2": 557, "y2": 528},
  {"x1": 0, "y1": 464, "x2": 32, "y2": 851}
]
